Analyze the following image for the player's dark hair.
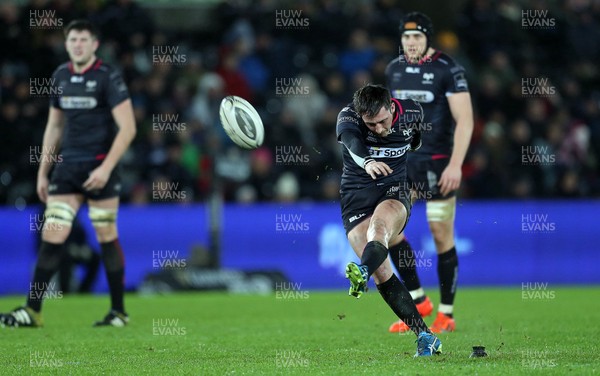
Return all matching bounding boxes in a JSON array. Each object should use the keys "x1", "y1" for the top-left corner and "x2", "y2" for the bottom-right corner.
[
  {"x1": 64, "y1": 19, "x2": 99, "y2": 39},
  {"x1": 353, "y1": 84, "x2": 392, "y2": 118}
]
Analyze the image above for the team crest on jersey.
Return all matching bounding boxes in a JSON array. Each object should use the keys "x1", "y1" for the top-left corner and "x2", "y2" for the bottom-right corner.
[
  {"x1": 85, "y1": 80, "x2": 97, "y2": 92},
  {"x1": 422, "y1": 73, "x2": 434, "y2": 84}
]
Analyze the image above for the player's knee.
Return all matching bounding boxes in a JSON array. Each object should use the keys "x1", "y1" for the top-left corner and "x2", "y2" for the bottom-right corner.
[
  {"x1": 89, "y1": 207, "x2": 118, "y2": 242},
  {"x1": 42, "y1": 201, "x2": 76, "y2": 242},
  {"x1": 429, "y1": 221, "x2": 450, "y2": 241},
  {"x1": 367, "y1": 217, "x2": 389, "y2": 243},
  {"x1": 95, "y1": 226, "x2": 117, "y2": 243}
]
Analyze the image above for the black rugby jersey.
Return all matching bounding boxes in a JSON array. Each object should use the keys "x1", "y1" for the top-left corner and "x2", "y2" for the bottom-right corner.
[
  {"x1": 50, "y1": 59, "x2": 130, "y2": 162},
  {"x1": 336, "y1": 98, "x2": 423, "y2": 190},
  {"x1": 385, "y1": 51, "x2": 468, "y2": 157}
]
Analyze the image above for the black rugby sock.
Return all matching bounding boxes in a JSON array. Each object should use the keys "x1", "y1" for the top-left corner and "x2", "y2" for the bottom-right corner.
[
  {"x1": 377, "y1": 274, "x2": 429, "y2": 335},
  {"x1": 361, "y1": 241, "x2": 388, "y2": 278},
  {"x1": 438, "y1": 246, "x2": 458, "y2": 316},
  {"x1": 27, "y1": 241, "x2": 64, "y2": 312},
  {"x1": 389, "y1": 239, "x2": 423, "y2": 293},
  {"x1": 100, "y1": 239, "x2": 126, "y2": 313}
]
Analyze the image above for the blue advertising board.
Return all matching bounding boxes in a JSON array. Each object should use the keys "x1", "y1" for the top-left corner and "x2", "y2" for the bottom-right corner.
[{"x1": 0, "y1": 200, "x2": 598, "y2": 295}]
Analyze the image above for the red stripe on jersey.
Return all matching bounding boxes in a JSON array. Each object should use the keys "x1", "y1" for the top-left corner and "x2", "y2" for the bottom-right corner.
[
  {"x1": 68, "y1": 58, "x2": 103, "y2": 75},
  {"x1": 431, "y1": 154, "x2": 449, "y2": 160},
  {"x1": 95, "y1": 153, "x2": 107, "y2": 160},
  {"x1": 391, "y1": 98, "x2": 403, "y2": 125},
  {"x1": 419, "y1": 51, "x2": 442, "y2": 65},
  {"x1": 93, "y1": 59, "x2": 103, "y2": 70},
  {"x1": 81, "y1": 58, "x2": 102, "y2": 74}
]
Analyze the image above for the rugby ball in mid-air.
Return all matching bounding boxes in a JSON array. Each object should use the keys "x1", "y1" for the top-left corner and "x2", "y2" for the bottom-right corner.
[{"x1": 219, "y1": 95, "x2": 264, "y2": 149}]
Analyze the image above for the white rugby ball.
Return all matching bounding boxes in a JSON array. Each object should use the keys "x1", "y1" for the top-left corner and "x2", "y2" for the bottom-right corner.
[{"x1": 219, "y1": 95, "x2": 264, "y2": 149}]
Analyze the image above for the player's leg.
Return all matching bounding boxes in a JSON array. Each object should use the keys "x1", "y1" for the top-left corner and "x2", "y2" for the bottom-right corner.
[
  {"x1": 347, "y1": 214, "x2": 429, "y2": 336},
  {"x1": 346, "y1": 200, "x2": 441, "y2": 356},
  {"x1": 0, "y1": 194, "x2": 82, "y2": 328},
  {"x1": 345, "y1": 202, "x2": 421, "y2": 327},
  {"x1": 388, "y1": 170, "x2": 432, "y2": 318},
  {"x1": 77, "y1": 249, "x2": 101, "y2": 293},
  {"x1": 389, "y1": 233, "x2": 430, "y2": 306},
  {"x1": 88, "y1": 196, "x2": 128, "y2": 327},
  {"x1": 368, "y1": 200, "x2": 431, "y2": 335},
  {"x1": 427, "y1": 196, "x2": 458, "y2": 333},
  {"x1": 29, "y1": 195, "x2": 82, "y2": 313},
  {"x1": 387, "y1": 185, "x2": 432, "y2": 333},
  {"x1": 345, "y1": 198, "x2": 406, "y2": 297},
  {"x1": 387, "y1": 231, "x2": 433, "y2": 333}
]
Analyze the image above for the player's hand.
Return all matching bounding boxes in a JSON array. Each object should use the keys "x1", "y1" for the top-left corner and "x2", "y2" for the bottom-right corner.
[
  {"x1": 37, "y1": 175, "x2": 49, "y2": 203},
  {"x1": 83, "y1": 165, "x2": 111, "y2": 191},
  {"x1": 438, "y1": 163, "x2": 461, "y2": 196},
  {"x1": 365, "y1": 160, "x2": 393, "y2": 180}
]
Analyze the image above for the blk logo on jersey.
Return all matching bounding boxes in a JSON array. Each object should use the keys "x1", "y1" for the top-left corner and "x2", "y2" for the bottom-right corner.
[
  {"x1": 405, "y1": 67, "x2": 420, "y2": 74},
  {"x1": 348, "y1": 213, "x2": 366, "y2": 223}
]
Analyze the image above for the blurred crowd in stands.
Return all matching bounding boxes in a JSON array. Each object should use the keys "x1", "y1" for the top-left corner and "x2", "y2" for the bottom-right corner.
[{"x1": 1, "y1": 0, "x2": 598, "y2": 206}]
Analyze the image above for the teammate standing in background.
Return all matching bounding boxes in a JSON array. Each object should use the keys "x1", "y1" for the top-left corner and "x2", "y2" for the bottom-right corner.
[
  {"x1": 0, "y1": 20, "x2": 136, "y2": 327},
  {"x1": 338, "y1": 83, "x2": 441, "y2": 356},
  {"x1": 385, "y1": 12, "x2": 474, "y2": 334}
]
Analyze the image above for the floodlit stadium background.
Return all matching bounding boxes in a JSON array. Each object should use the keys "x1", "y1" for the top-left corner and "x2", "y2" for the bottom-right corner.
[{"x1": 0, "y1": 0, "x2": 598, "y2": 295}]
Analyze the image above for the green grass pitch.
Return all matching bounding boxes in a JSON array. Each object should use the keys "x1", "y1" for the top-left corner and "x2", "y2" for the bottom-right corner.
[{"x1": 0, "y1": 287, "x2": 598, "y2": 375}]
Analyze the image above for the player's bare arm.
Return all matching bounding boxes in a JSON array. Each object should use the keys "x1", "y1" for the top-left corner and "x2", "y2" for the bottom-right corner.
[
  {"x1": 37, "y1": 107, "x2": 66, "y2": 203},
  {"x1": 83, "y1": 99, "x2": 136, "y2": 191},
  {"x1": 439, "y1": 92, "x2": 473, "y2": 196}
]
